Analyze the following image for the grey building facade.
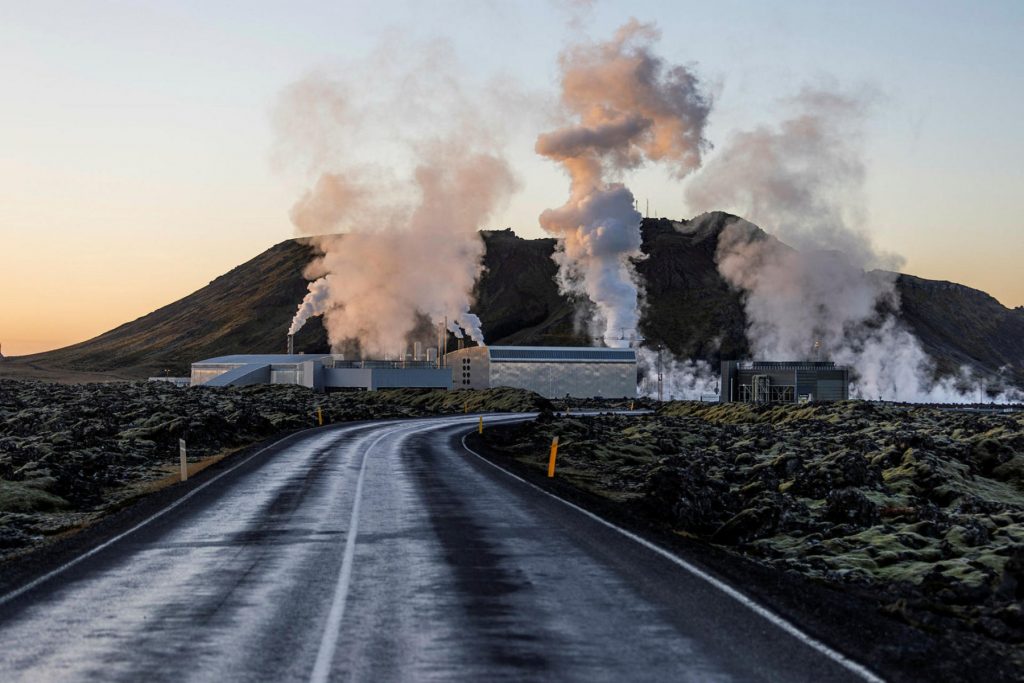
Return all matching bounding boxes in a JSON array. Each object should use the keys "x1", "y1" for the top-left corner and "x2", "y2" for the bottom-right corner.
[
  {"x1": 720, "y1": 361, "x2": 850, "y2": 404},
  {"x1": 445, "y1": 346, "x2": 637, "y2": 399},
  {"x1": 189, "y1": 354, "x2": 452, "y2": 392}
]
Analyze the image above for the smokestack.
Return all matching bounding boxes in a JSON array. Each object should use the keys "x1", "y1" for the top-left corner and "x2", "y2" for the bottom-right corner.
[
  {"x1": 287, "y1": 333, "x2": 294, "y2": 355},
  {"x1": 427, "y1": 347, "x2": 438, "y2": 367},
  {"x1": 414, "y1": 341, "x2": 423, "y2": 361}
]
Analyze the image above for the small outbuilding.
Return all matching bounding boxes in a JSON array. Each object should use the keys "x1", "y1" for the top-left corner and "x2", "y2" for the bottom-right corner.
[{"x1": 720, "y1": 360, "x2": 850, "y2": 404}]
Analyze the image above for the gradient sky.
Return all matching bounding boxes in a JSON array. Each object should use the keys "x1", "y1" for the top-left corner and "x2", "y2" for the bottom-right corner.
[{"x1": 1, "y1": 0, "x2": 1022, "y2": 356}]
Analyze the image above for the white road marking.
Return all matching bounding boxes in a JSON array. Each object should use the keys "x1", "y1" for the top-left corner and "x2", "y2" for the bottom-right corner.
[
  {"x1": 460, "y1": 433, "x2": 886, "y2": 683},
  {"x1": 307, "y1": 414, "x2": 534, "y2": 683},
  {"x1": 308, "y1": 424, "x2": 403, "y2": 683},
  {"x1": 0, "y1": 424, "x2": 367, "y2": 609}
]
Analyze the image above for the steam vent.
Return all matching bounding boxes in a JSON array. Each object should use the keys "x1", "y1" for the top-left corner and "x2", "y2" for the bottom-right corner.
[{"x1": 720, "y1": 361, "x2": 851, "y2": 404}]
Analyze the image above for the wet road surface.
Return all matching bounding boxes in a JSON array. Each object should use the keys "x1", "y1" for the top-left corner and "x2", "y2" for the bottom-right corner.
[{"x1": 0, "y1": 414, "x2": 879, "y2": 682}]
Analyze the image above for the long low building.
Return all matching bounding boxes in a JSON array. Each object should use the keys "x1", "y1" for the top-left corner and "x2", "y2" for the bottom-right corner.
[
  {"x1": 445, "y1": 346, "x2": 637, "y2": 399},
  {"x1": 720, "y1": 360, "x2": 850, "y2": 404},
  {"x1": 190, "y1": 354, "x2": 452, "y2": 391}
]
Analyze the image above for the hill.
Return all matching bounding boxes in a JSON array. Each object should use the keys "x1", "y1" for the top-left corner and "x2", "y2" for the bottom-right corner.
[{"x1": 5, "y1": 214, "x2": 1022, "y2": 388}]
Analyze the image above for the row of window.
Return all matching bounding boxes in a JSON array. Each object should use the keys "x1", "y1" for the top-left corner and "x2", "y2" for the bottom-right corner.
[{"x1": 489, "y1": 349, "x2": 635, "y2": 361}]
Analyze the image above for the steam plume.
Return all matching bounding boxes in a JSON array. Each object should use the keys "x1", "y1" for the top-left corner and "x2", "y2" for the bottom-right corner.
[
  {"x1": 276, "y1": 45, "x2": 518, "y2": 357},
  {"x1": 537, "y1": 20, "x2": 711, "y2": 346},
  {"x1": 686, "y1": 89, "x2": 992, "y2": 402},
  {"x1": 289, "y1": 276, "x2": 330, "y2": 336},
  {"x1": 636, "y1": 347, "x2": 719, "y2": 400}
]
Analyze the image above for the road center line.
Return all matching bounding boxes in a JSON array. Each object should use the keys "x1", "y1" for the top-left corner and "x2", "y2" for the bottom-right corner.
[
  {"x1": 307, "y1": 414, "x2": 531, "y2": 683},
  {"x1": 308, "y1": 420, "x2": 431, "y2": 683}
]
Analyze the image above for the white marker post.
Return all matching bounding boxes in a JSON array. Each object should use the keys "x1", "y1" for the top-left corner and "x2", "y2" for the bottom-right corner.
[{"x1": 179, "y1": 439, "x2": 188, "y2": 482}]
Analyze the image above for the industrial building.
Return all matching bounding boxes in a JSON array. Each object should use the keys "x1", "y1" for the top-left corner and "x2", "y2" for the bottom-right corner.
[
  {"x1": 720, "y1": 361, "x2": 850, "y2": 404},
  {"x1": 444, "y1": 346, "x2": 637, "y2": 399},
  {"x1": 189, "y1": 354, "x2": 451, "y2": 391}
]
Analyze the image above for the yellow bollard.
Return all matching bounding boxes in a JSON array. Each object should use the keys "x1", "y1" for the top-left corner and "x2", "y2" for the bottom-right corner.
[
  {"x1": 629, "y1": 401, "x2": 635, "y2": 411},
  {"x1": 317, "y1": 406, "x2": 323, "y2": 426},
  {"x1": 464, "y1": 401, "x2": 469, "y2": 414},
  {"x1": 478, "y1": 416, "x2": 483, "y2": 434},
  {"x1": 547, "y1": 436, "x2": 559, "y2": 478}
]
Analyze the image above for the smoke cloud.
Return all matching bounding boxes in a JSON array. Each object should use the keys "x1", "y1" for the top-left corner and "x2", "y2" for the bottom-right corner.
[
  {"x1": 537, "y1": 20, "x2": 712, "y2": 346},
  {"x1": 686, "y1": 89, "x2": 1001, "y2": 402},
  {"x1": 275, "y1": 44, "x2": 518, "y2": 357}
]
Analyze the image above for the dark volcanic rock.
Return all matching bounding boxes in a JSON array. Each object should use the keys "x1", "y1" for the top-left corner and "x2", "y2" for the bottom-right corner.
[
  {"x1": 479, "y1": 400, "x2": 1024, "y2": 671},
  {"x1": 0, "y1": 380, "x2": 549, "y2": 561}
]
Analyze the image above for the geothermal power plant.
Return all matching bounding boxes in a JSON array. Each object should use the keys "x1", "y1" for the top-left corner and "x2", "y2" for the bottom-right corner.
[
  {"x1": 187, "y1": 335, "x2": 853, "y2": 404},
  {"x1": 188, "y1": 343, "x2": 640, "y2": 400}
]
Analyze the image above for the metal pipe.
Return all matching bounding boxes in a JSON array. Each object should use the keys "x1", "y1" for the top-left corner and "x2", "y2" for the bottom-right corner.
[{"x1": 287, "y1": 333, "x2": 294, "y2": 355}]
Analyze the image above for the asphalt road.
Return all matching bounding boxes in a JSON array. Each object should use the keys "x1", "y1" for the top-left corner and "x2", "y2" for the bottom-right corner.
[{"x1": 0, "y1": 414, "x2": 880, "y2": 682}]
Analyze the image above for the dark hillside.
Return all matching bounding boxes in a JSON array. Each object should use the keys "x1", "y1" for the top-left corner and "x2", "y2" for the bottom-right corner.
[
  {"x1": 8, "y1": 240, "x2": 326, "y2": 379},
  {"x1": 7, "y1": 217, "x2": 1021, "y2": 388},
  {"x1": 896, "y1": 274, "x2": 1024, "y2": 386},
  {"x1": 635, "y1": 214, "x2": 749, "y2": 360},
  {"x1": 474, "y1": 230, "x2": 586, "y2": 346}
]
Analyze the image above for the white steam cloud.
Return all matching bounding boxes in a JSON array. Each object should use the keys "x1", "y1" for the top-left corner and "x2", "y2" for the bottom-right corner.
[
  {"x1": 686, "y1": 89, "x2": 1007, "y2": 402},
  {"x1": 275, "y1": 45, "x2": 518, "y2": 357},
  {"x1": 289, "y1": 276, "x2": 330, "y2": 336},
  {"x1": 636, "y1": 347, "x2": 719, "y2": 400},
  {"x1": 537, "y1": 20, "x2": 712, "y2": 347}
]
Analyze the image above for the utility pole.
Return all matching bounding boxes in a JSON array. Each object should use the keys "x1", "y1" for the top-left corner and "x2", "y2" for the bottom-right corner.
[
  {"x1": 657, "y1": 343, "x2": 664, "y2": 403},
  {"x1": 443, "y1": 316, "x2": 448, "y2": 367}
]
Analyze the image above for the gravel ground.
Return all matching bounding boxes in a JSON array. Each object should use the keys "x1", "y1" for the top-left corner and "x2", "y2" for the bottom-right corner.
[
  {"x1": 480, "y1": 400, "x2": 1024, "y2": 675},
  {"x1": 0, "y1": 379, "x2": 549, "y2": 560}
]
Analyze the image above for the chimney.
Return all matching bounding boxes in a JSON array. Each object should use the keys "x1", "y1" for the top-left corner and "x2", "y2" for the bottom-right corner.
[
  {"x1": 414, "y1": 341, "x2": 423, "y2": 361},
  {"x1": 287, "y1": 333, "x2": 294, "y2": 355}
]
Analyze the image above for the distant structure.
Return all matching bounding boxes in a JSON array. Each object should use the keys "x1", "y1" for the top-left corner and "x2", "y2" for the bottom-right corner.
[
  {"x1": 444, "y1": 346, "x2": 637, "y2": 399},
  {"x1": 189, "y1": 354, "x2": 451, "y2": 392},
  {"x1": 148, "y1": 376, "x2": 191, "y2": 387},
  {"x1": 720, "y1": 361, "x2": 850, "y2": 404}
]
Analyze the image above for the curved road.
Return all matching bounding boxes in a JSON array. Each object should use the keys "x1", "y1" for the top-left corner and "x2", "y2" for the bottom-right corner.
[{"x1": 0, "y1": 414, "x2": 879, "y2": 682}]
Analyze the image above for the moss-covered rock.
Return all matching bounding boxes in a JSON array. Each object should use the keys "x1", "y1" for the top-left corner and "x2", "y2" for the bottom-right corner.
[{"x1": 480, "y1": 400, "x2": 1024, "y2": 666}]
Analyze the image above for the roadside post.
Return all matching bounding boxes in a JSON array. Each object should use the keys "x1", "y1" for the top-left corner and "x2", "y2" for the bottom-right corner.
[
  {"x1": 179, "y1": 439, "x2": 188, "y2": 482},
  {"x1": 478, "y1": 416, "x2": 483, "y2": 434},
  {"x1": 464, "y1": 401, "x2": 468, "y2": 414},
  {"x1": 629, "y1": 401, "x2": 635, "y2": 411},
  {"x1": 317, "y1": 406, "x2": 323, "y2": 426},
  {"x1": 547, "y1": 436, "x2": 559, "y2": 478}
]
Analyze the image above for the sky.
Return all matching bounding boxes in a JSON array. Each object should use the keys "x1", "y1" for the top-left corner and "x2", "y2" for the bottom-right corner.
[{"x1": 1, "y1": 0, "x2": 1022, "y2": 356}]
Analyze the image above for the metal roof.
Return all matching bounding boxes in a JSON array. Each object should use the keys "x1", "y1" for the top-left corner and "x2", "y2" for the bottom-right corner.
[
  {"x1": 192, "y1": 354, "x2": 331, "y2": 365},
  {"x1": 735, "y1": 361, "x2": 843, "y2": 370},
  {"x1": 485, "y1": 346, "x2": 636, "y2": 362}
]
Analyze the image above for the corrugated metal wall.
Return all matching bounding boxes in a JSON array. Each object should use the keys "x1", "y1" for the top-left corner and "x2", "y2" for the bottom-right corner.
[{"x1": 489, "y1": 361, "x2": 636, "y2": 399}]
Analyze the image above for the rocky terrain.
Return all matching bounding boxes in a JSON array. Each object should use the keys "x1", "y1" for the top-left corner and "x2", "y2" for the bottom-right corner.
[
  {"x1": 8, "y1": 213, "x2": 1022, "y2": 388},
  {"x1": 0, "y1": 380, "x2": 548, "y2": 560},
  {"x1": 478, "y1": 401, "x2": 1024, "y2": 673}
]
